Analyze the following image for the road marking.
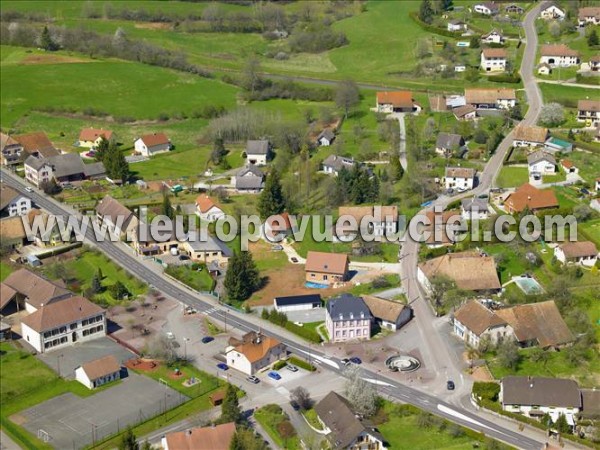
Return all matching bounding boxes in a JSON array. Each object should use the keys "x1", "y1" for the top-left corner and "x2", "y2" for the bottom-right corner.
[
  {"x1": 437, "y1": 404, "x2": 508, "y2": 435},
  {"x1": 363, "y1": 378, "x2": 396, "y2": 388},
  {"x1": 286, "y1": 345, "x2": 339, "y2": 369}
]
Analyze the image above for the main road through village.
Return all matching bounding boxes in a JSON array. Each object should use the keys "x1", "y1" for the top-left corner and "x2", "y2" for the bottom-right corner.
[{"x1": 1, "y1": 2, "x2": 573, "y2": 448}]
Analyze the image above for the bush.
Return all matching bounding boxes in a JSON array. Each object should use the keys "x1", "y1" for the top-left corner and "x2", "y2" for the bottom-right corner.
[
  {"x1": 488, "y1": 73, "x2": 521, "y2": 83},
  {"x1": 288, "y1": 356, "x2": 316, "y2": 372},
  {"x1": 472, "y1": 382, "x2": 500, "y2": 402},
  {"x1": 272, "y1": 360, "x2": 287, "y2": 370},
  {"x1": 288, "y1": 25, "x2": 348, "y2": 53},
  {"x1": 409, "y1": 11, "x2": 461, "y2": 38}
]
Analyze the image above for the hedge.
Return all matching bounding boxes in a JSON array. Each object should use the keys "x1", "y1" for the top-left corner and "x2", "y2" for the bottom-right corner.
[
  {"x1": 273, "y1": 360, "x2": 288, "y2": 370},
  {"x1": 288, "y1": 356, "x2": 316, "y2": 372},
  {"x1": 489, "y1": 73, "x2": 522, "y2": 84},
  {"x1": 285, "y1": 322, "x2": 322, "y2": 343},
  {"x1": 408, "y1": 11, "x2": 462, "y2": 38}
]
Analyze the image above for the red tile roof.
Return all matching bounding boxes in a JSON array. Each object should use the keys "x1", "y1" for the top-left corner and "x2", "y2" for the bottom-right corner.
[
  {"x1": 80, "y1": 355, "x2": 120, "y2": 380},
  {"x1": 376, "y1": 91, "x2": 414, "y2": 109},
  {"x1": 195, "y1": 195, "x2": 218, "y2": 214},
  {"x1": 164, "y1": 422, "x2": 236, "y2": 450},
  {"x1": 79, "y1": 128, "x2": 113, "y2": 142},
  {"x1": 305, "y1": 251, "x2": 349, "y2": 275},
  {"x1": 139, "y1": 132, "x2": 169, "y2": 147},
  {"x1": 504, "y1": 183, "x2": 559, "y2": 213},
  {"x1": 21, "y1": 296, "x2": 104, "y2": 332}
]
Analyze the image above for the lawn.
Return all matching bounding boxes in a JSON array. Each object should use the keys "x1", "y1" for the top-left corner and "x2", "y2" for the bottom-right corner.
[
  {"x1": 560, "y1": 149, "x2": 600, "y2": 185},
  {"x1": 165, "y1": 264, "x2": 215, "y2": 292},
  {"x1": 538, "y1": 83, "x2": 599, "y2": 109},
  {"x1": 579, "y1": 218, "x2": 600, "y2": 247},
  {"x1": 348, "y1": 274, "x2": 400, "y2": 296},
  {"x1": 496, "y1": 166, "x2": 528, "y2": 188},
  {"x1": 254, "y1": 404, "x2": 300, "y2": 450},
  {"x1": 0, "y1": 260, "x2": 14, "y2": 281}
]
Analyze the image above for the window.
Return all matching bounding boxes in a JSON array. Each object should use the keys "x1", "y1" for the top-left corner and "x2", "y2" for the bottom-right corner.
[
  {"x1": 323, "y1": 275, "x2": 328, "y2": 281},
  {"x1": 82, "y1": 319, "x2": 89, "y2": 326},
  {"x1": 70, "y1": 323, "x2": 77, "y2": 331}
]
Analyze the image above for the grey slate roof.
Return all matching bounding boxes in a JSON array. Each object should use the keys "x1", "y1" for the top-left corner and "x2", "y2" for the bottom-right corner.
[
  {"x1": 461, "y1": 197, "x2": 489, "y2": 212},
  {"x1": 322, "y1": 154, "x2": 356, "y2": 172},
  {"x1": 48, "y1": 153, "x2": 86, "y2": 178},
  {"x1": 326, "y1": 294, "x2": 372, "y2": 322},
  {"x1": 436, "y1": 132, "x2": 465, "y2": 150},
  {"x1": 237, "y1": 164, "x2": 264, "y2": 178},
  {"x1": 501, "y1": 376, "x2": 581, "y2": 408},
  {"x1": 318, "y1": 129, "x2": 335, "y2": 142},
  {"x1": 527, "y1": 150, "x2": 556, "y2": 166},
  {"x1": 235, "y1": 164, "x2": 264, "y2": 190},
  {"x1": 84, "y1": 162, "x2": 106, "y2": 178},
  {"x1": 24, "y1": 155, "x2": 49, "y2": 171},
  {"x1": 246, "y1": 140, "x2": 270, "y2": 155},
  {"x1": 186, "y1": 232, "x2": 233, "y2": 257}
]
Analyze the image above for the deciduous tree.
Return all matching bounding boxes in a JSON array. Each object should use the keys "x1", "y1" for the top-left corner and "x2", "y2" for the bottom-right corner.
[
  {"x1": 221, "y1": 384, "x2": 242, "y2": 424},
  {"x1": 344, "y1": 365, "x2": 377, "y2": 417},
  {"x1": 290, "y1": 386, "x2": 312, "y2": 410},
  {"x1": 335, "y1": 80, "x2": 360, "y2": 119},
  {"x1": 419, "y1": 0, "x2": 435, "y2": 24}
]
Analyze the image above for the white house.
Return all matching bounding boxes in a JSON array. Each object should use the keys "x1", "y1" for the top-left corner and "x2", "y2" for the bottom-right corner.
[
  {"x1": 453, "y1": 300, "x2": 515, "y2": 348},
  {"x1": 480, "y1": 48, "x2": 507, "y2": 72},
  {"x1": 0, "y1": 185, "x2": 32, "y2": 218},
  {"x1": 537, "y1": 63, "x2": 552, "y2": 75},
  {"x1": 274, "y1": 294, "x2": 322, "y2": 312},
  {"x1": 445, "y1": 167, "x2": 476, "y2": 191},
  {"x1": 474, "y1": 2, "x2": 499, "y2": 15},
  {"x1": 500, "y1": 376, "x2": 581, "y2": 427},
  {"x1": 465, "y1": 88, "x2": 517, "y2": 110},
  {"x1": 540, "y1": 4, "x2": 566, "y2": 20},
  {"x1": 448, "y1": 19, "x2": 467, "y2": 32},
  {"x1": 245, "y1": 140, "x2": 271, "y2": 166},
  {"x1": 75, "y1": 355, "x2": 121, "y2": 389},
  {"x1": 376, "y1": 91, "x2": 420, "y2": 113},
  {"x1": 513, "y1": 125, "x2": 549, "y2": 147},
  {"x1": 225, "y1": 331, "x2": 286, "y2": 375},
  {"x1": 195, "y1": 195, "x2": 225, "y2": 222},
  {"x1": 481, "y1": 30, "x2": 505, "y2": 45},
  {"x1": 1, "y1": 132, "x2": 23, "y2": 167},
  {"x1": 20, "y1": 296, "x2": 106, "y2": 353},
  {"x1": 24, "y1": 157, "x2": 53, "y2": 187},
  {"x1": 577, "y1": 99, "x2": 600, "y2": 125},
  {"x1": 362, "y1": 295, "x2": 412, "y2": 332},
  {"x1": 527, "y1": 150, "x2": 557, "y2": 178},
  {"x1": 321, "y1": 154, "x2": 356, "y2": 176},
  {"x1": 134, "y1": 133, "x2": 171, "y2": 157},
  {"x1": 561, "y1": 159, "x2": 578, "y2": 174},
  {"x1": 554, "y1": 241, "x2": 598, "y2": 267},
  {"x1": 540, "y1": 44, "x2": 580, "y2": 68},
  {"x1": 578, "y1": 6, "x2": 600, "y2": 26},
  {"x1": 338, "y1": 205, "x2": 399, "y2": 238},
  {"x1": 461, "y1": 197, "x2": 490, "y2": 220},
  {"x1": 326, "y1": 294, "x2": 372, "y2": 343},
  {"x1": 317, "y1": 129, "x2": 335, "y2": 146}
]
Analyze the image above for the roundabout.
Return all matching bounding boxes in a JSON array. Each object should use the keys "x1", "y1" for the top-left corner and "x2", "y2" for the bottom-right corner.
[{"x1": 385, "y1": 355, "x2": 421, "y2": 372}]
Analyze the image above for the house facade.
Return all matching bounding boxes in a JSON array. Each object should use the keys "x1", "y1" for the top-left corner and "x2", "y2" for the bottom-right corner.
[
  {"x1": 232, "y1": 165, "x2": 264, "y2": 192},
  {"x1": 245, "y1": 140, "x2": 271, "y2": 166},
  {"x1": 317, "y1": 129, "x2": 335, "y2": 146},
  {"x1": 78, "y1": 128, "x2": 114, "y2": 149},
  {"x1": 0, "y1": 185, "x2": 32, "y2": 218},
  {"x1": 338, "y1": 206, "x2": 399, "y2": 238},
  {"x1": 25, "y1": 154, "x2": 105, "y2": 187},
  {"x1": 225, "y1": 331, "x2": 286, "y2": 375},
  {"x1": 578, "y1": 6, "x2": 600, "y2": 26},
  {"x1": 453, "y1": 300, "x2": 514, "y2": 348},
  {"x1": 75, "y1": 355, "x2": 121, "y2": 389},
  {"x1": 480, "y1": 48, "x2": 507, "y2": 72},
  {"x1": 461, "y1": 197, "x2": 490, "y2": 220},
  {"x1": 13, "y1": 132, "x2": 59, "y2": 159},
  {"x1": 554, "y1": 241, "x2": 598, "y2": 267},
  {"x1": 195, "y1": 196, "x2": 225, "y2": 222},
  {"x1": 481, "y1": 30, "x2": 505, "y2": 44},
  {"x1": 513, "y1": 125, "x2": 549, "y2": 147},
  {"x1": 326, "y1": 294, "x2": 372, "y2": 343},
  {"x1": 24, "y1": 157, "x2": 53, "y2": 187},
  {"x1": 181, "y1": 232, "x2": 232, "y2": 265},
  {"x1": 447, "y1": 20, "x2": 467, "y2": 32},
  {"x1": 445, "y1": 167, "x2": 476, "y2": 190},
  {"x1": 527, "y1": 150, "x2": 557, "y2": 178},
  {"x1": 540, "y1": 44, "x2": 579, "y2": 67},
  {"x1": 134, "y1": 133, "x2": 171, "y2": 157},
  {"x1": 474, "y1": 2, "x2": 499, "y2": 15},
  {"x1": 376, "y1": 91, "x2": 420, "y2": 113},
  {"x1": 96, "y1": 195, "x2": 138, "y2": 239},
  {"x1": 305, "y1": 251, "x2": 349, "y2": 285},
  {"x1": 577, "y1": 99, "x2": 600, "y2": 125},
  {"x1": 1, "y1": 133, "x2": 23, "y2": 167},
  {"x1": 362, "y1": 295, "x2": 412, "y2": 332},
  {"x1": 540, "y1": 4, "x2": 566, "y2": 20},
  {"x1": 465, "y1": 88, "x2": 516, "y2": 110},
  {"x1": 322, "y1": 155, "x2": 356, "y2": 176}
]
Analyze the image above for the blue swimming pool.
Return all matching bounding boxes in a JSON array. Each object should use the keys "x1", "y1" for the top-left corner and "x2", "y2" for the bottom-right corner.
[
  {"x1": 305, "y1": 281, "x2": 329, "y2": 289},
  {"x1": 514, "y1": 277, "x2": 544, "y2": 295}
]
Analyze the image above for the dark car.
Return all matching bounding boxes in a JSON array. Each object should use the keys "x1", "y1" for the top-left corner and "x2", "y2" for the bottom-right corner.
[
  {"x1": 447, "y1": 380, "x2": 455, "y2": 390},
  {"x1": 247, "y1": 375, "x2": 260, "y2": 384},
  {"x1": 341, "y1": 358, "x2": 351, "y2": 366},
  {"x1": 217, "y1": 363, "x2": 229, "y2": 371},
  {"x1": 290, "y1": 400, "x2": 300, "y2": 411},
  {"x1": 291, "y1": 257, "x2": 299, "y2": 263},
  {"x1": 201, "y1": 336, "x2": 214, "y2": 344},
  {"x1": 349, "y1": 357, "x2": 362, "y2": 365}
]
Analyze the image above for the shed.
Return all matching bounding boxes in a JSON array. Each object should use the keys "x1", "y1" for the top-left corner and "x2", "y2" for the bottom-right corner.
[{"x1": 209, "y1": 390, "x2": 225, "y2": 406}]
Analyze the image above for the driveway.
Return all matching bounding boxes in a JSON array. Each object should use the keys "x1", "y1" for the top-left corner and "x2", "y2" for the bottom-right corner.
[{"x1": 387, "y1": 112, "x2": 408, "y2": 171}]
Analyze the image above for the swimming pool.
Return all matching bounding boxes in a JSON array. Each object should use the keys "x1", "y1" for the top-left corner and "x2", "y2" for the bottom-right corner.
[
  {"x1": 305, "y1": 281, "x2": 329, "y2": 289},
  {"x1": 514, "y1": 277, "x2": 544, "y2": 295}
]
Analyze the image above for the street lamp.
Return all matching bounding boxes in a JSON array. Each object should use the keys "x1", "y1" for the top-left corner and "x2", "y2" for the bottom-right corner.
[
  {"x1": 57, "y1": 354, "x2": 64, "y2": 378},
  {"x1": 183, "y1": 337, "x2": 189, "y2": 360}
]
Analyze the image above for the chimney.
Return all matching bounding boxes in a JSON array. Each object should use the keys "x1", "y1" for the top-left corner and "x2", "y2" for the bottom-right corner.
[
  {"x1": 527, "y1": 196, "x2": 531, "y2": 200},
  {"x1": 186, "y1": 429, "x2": 192, "y2": 435}
]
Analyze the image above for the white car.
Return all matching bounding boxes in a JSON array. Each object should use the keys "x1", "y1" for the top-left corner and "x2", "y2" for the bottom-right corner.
[
  {"x1": 25, "y1": 187, "x2": 33, "y2": 192},
  {"x1": 165, "y1": 331, "x2": 175, "y2": 340}
]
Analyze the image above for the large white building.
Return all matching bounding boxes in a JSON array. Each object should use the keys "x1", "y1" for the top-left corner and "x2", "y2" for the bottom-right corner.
[
  {"x1": 225, "y1": 331, "x2": 286, "y2": 375},
  {"x1": 480, "y1": 48, "x2": 507, "y2": 72},
  {"x1": 445, "y1": 167, "x2": 476, "y2": 191},
  {"x1": 539, "y1": 44, "x2": 580, "y2": 68},
  {"x1": 0, "y1": 185, "x2": 32, "y2": 218}
]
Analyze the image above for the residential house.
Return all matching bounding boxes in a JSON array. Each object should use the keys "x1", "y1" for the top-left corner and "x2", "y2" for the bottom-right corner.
[
  {"x1": 182, "y1": 232, "x2": 232, "y2": 265},
  {"x1": 577, "y1": 99, "x2": 600, "y2": 125},
  {"x1": 578, "y1": 6, "x2": 600, "y2": 26},
  {"x1": 232, "y1": 165, "x2": 264, "y2": 192},
  {"x1": 474, "y1": 2, "x2": 499, "y2": 15},
  {"x1": 78, "y1": 128, "x2": 114, "y2": 149},
  {"x1": 448, "y1": 19, "x2": 467, "y2": 32},
  {"x1": 195, "y1": 196, "x2": 225, "y2": 222},
  {"x1": 1, "y1": 132, "x2": 23, "y2": 166},
  {"x1": 134, "y1": 133, "x2": 171, "y2": 157},
  {"x1": 322, "y1": 154, "x2": 357, "y2": 176},
  {"x1": 513, "y1": 125, "x2": 549, "y2": 147},
  {"x1": 445, "y1": 167, "x2": 476, "y2": 191},
  {"x1": 453, "y1": 300, "x2": 515, "y2": 347},
  {"x1": 417, "y1": 251, "x2": 501, "y2": 294},
  {"x1": 537, "y1": 63, "x2": 553, "y2": 76},
  {"x1": 263, "y1": 211, "x2": 296, "y2": 241},
  {"x1": 435, "y1": 132, "x2": 466, "y2": 157},
  {"x1": 0, "y1": 211, "x2": 41, "y2": 254},
  {"x1": 338, "y1": 206, "x2": 399, "y2": 238},
  {"x1": 225, "y1": 331, "x2": 286, "y2": 375},
  {"x1": 326, "y1": 294, "x2": 372, "y2": 343},
  {"x1": 245, "y1": 140, "x2": 271, "y2": 166},
  {"x1": 527, "y1": 150, "x2": 557, "y2": 179},
  {"x1": 503, "y1": 183, "x2": 559, "y2": 213},
  {"x1": 25, "y1": 153, "x2": 105, "y2": 187},
  {"x1": 96, "y1": 195, "x2": 138, "y2": 239},
  {"x1": 505, "y1": 4, "x2": 524, "y2": 14},
  {"x1": 590, "y1": 55, "x2": 600, "y2": 72},
  {"x1": 481, "y1": 48, "x2": 508, "y2": 72},
  {"x1": 375, "y1": 91, "x2": 420, "y2": 113},
  {"x1": 500, "y1": 376, "x2": 581, "y2": 426},
  {"x1": 0, "y1": 185, "x2": 32, "y2": 218},
  {"x1": 362, "y1": 295, "x2": 412, "y2": 332},
  {"x1": 317, "y1": 129, "x2": 336, "y2": 146},
  {"x1": 461, "y1": 197, "x2": 490, "y2": 220},
  {"x1": 453, "y1": 104, "x2": 477, "y2": 121},
  {"x1": 1, "y1": 268, "x2": 72, "y2": 314},
  {"x1": 561, "y1": 159, "x2": 578, "y2": 174},
  {"x1": 75, "y1": 355, "x2": 121, "y2": 389},
  {"x1": 162, "y1": 422, "x2": 236, "y2": 450},
  {"x1": 305, "y1": 251, "x2": 349, "y2": 286},
  {"x1": 465, "y1": 88, "x2": 517, "y2": 109},
  {"x1": 540, "y1": 44, "x2": 579, "y2": 67},
  {"x1": 481, "y1": 30, "x2": 505, "y2": 45},
  {"x1": 554, "y1": 241, "x2": 598, "y2": 267},
  {"x1": 21, "y1": 296, "x2": 106, "y2": 353},
  {"x1": 314, "y1": 391, "x2": 387, "y2": 450},
  {"x1": 13, "y1": 132, "x2": 59, "y2": 158},
  {"x1": 274, "y1": 294, "x2": 322, "y2": 312},
  {"x1": 540, "y1": 3, "x2": 566, "y2": 20}
]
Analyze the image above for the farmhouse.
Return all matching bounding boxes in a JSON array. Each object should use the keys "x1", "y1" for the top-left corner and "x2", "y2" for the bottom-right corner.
[
  {"x1": 362, "y1": 295, "x2": 412, "y2": 332},
  {"x1": 500, "y1": 376, "x2": 581, "y2": 426},
  {"x1": 0, "y1": 185, "x2": 32, "y2": 218},
  {"x1": 480, "y1": 48, "x2": 507, "y2": 72},
  {"x1": 134, "y1": 132, "x2": 171, "y2": 157},
  {"x1": 453, "y1": 300, "x2": 515, "y2": 347},
  {"x1": 453, "y1": 104, "x2": 477, "y2": 121},
  {"x1": 315, "y1": 392, "x2": 387, "y2": 449},
  {"x1": 512, "y1": 125, "x2": 549, "y2": 147},
  {"x1": 273, "y1": 294, "x2": 322, "y2": 312},
  {"x1": 445, "y1": 167, "x2": 476, "y2": 191},
  {"x1": 25, "y1": 153, "x2": 106, "y2": 187},
  {"x1": 96, "y1": 195, "x2": 138, "y2": 239},
  {"x1": 338, "y1": 205, "x2": 398, "y2": 237},
  {"x1": 461, "y1": 197, "x2": 490, "y2": 220},
  {"x1": 162, "y1": 422, "x2": 236, "y2": 450},
  {"x1": 322, "y1": 154, "x2": 357, "y2": 176},
  {"x1": 577, "y1": 99, "x2": 600, "y2": 125},
  {"x1": 232, "y1": 164, "x2": 264, "y2": 192},
  {"x1": 447, "y1": 19, "x2": 467, "y2": 32},
  {"x1": 21, "y1": 296, "x2": 106, "y2": 353},
  {"x1": 474, "y1": 2, "x2": 499, "y2": 16},
  {"x1": 554, "y1": 241, "x2": 598, "y2": 267},
  {"x1": 578, "y1": 6, "x2": 600, "y2": 26},
  {"x1": 326, "y1": 294, "x2": 372, "y2": 343},
  {"x1": 245, "y1": 140, "x2": 271, "y2": 166},
  {"x1": 375, "y1": 91, "x2": 420, "y2": 113},
  {"x1": 305, "y1": 251, "x2": 349, "y2": 286},
  {"x1": 527, "y1": 150, "x2": 557, "y2": 179},
  {"x1": 481, "y1": 29, "x2": 505, "y2": 45},
  {"x1": 417, "y1": 251, "x2": 501, "y2": 294},
  {"x1": 225, "y1": 331, "x2": 286, "y2": 375},
  {"x1": 435, "y1": 132, "x2": 466, "y2": 157},
  {"x1": 317, "y1": 129, "x2": 335, "y2": 146},
  {"x1": 503, "y1": 183, "x2": 559, "y2": 213},
  {"x1": 1, "y1": 268, "x2": 72, "y2": 314},
  {"x1": 540, "y1": 3, "x2": 566, "y2": 20},
  {"x1": 195, "y1": 195, "x2": 225, "y2": 222},
  {"x1": 13, "y1": 132, "x2": 59, "y2": 158},
  {"x1": 78, "y1": 128, "x2": 114, "y2": 149},
  {"x1": 540, "y1": 44, "x2": 579, "y2": 67},
  {"x1": 465, "y1": 88, "x2": 516, "y2": 109},
  {"x1": 1, "y1": 133, "x2": 23, "y2": 166},
  {"x1": 75, "y1": 355, "x2": 121, "y2": 389}
]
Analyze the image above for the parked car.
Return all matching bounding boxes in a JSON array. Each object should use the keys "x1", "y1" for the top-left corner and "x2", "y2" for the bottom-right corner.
[
  {"x1": 201, "y1": 336, "x2": 214, "y2": 344},
  {"x1": 349, "y1": 357, "x2": 362, "y2": 365},
  {"x1": 290, "y1": 400, "x2": 300, "y2": 411},
  {"x1": 25, "y1": 187, "x2": 33, "y2": 192},
  {"x1": 341, "y1": 358, "x2": 351, "y2": 366},
  {"x1": 165, "y1": 331, "x2": 175, "y2": 340},
  {"x1": 268, "y1": 371, "x2": 281, "y2": 381},
  {"x1": 217, "y1": 363, "x2": 229, "y2": 371},
  {"x1": 247, "y1": 375, "x2": 260, "y2": 384},
  {"x1": 447, "y1": 380, "x2": 455, "y2": 390},
  {"x1": 272, "y1": 245, "x2": 283, "y2": 251},
  {"x1": 286, "y1": 365, "x2": 298, "y2": 372},
  {"x1": 291, "y1": 257, "x2": 299, "y2": 263}
]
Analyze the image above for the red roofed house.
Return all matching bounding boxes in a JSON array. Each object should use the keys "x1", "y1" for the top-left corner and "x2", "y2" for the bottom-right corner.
[
  {"x1": 263, "y1": 212, "x2": 295, "y2": 241},
  {"x1": 226, "y1": 331, "x2": 286, "y2": 375},
  {"x1": 554, "y1": 241, "x2": 598, "y2": 267},
  {"x1": 162, "y1": 422, "x2": 236, "y2": 450},
  {"x1": 75, "y1": 355, "x2": 121, "y2": 389},
  {"x1": 305, "y1": 251, "x2": 349, "y2": 286},
  {"x1": 134, "y1": 132, "x2": 171, "y2": 157},
  {"x1": 561, "y1": 159, "x2": 578, "y2": 174},
  {"x1": 78, "y1": 128, "x2": 114, "y2": 149},
  {"x1": 539, "y1": 44, "x2": 579, "y2": 68},
  {"x1": 195, "y1": 195, "x2": 225, "y2": 222},
  {"x1": 376, "y1": 91, "x2": 421, "y2": 114},
  {"x1": 503, "y1": 183, "x2": 559, "y2": 214}
]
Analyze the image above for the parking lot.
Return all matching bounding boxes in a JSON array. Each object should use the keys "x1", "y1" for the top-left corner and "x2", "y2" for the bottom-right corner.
[{"x1": 19, "y1": 373, "x2": 186, "y2": 449}]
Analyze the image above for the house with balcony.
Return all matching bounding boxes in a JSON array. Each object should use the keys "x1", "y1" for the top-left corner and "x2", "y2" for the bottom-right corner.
[
  {"x1": 577, "y1": 99, "x2": 600, "y2": 125},
  {"x1": 1, "y1": 133, "x2": 23, "y2": 167},
  {"x1": 480, "y1": 48, "x2": 507, "y2": 72},
  {"x1": 326, "y1": 293, "x2": 372, "y2": 343}
]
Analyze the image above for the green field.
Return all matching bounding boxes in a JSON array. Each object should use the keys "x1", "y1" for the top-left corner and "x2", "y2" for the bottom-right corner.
[
  {"x1": 165, "y1": 264, "x2": 215, "y2": 292},
  {"x1": 0, "y1": 261, "x2": 14, "y2": 281},
  {"x1": 538, "y1": 83, "x2": 599, "y2": 108},
  {"x1": 496, "y1": 166, "x2": 528, "y2": 188}
]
